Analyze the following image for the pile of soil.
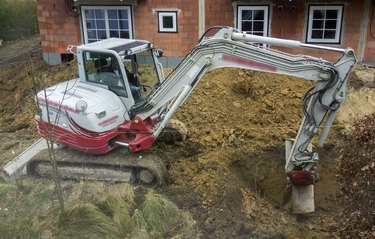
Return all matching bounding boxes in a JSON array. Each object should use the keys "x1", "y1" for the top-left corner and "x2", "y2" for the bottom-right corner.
[
  {"x1": 1, "y1": 38, "x2": 375, "y2": 238},
  {"x1": 337, "y1": 64, "x2": 375, "y2": 131},
  {"x1": 154, "y1": 68, "x2": 343, "y2": 238},
  {"x1": 0, "y1": 40, "x2": 76, "y2": 132},
  {"x1": 333, "y1": 113, "x2": 375, "y2": 238}
]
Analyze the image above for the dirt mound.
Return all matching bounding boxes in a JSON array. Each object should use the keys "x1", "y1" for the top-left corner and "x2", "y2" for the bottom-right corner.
[
  {"x1": 0, "y1": 50, "x2": 76, "y2": 132},
  {"x1": 337, "y1": 65, "x2": 375, "y2": 131},
  {"x1": 0, "y1": 37, "x2": 41, "y2": 70},
  {"x1": 332, "y1": 113, "x2": 375, "y2": 238},
  {"x1": 153, "y1": 68, "x2": 343, "y2": 238}
]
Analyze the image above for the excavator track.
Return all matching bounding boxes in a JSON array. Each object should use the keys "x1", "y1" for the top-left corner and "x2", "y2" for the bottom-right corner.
[{"x1": 26, "y1": 147, "x2": 167, "y2": 186}]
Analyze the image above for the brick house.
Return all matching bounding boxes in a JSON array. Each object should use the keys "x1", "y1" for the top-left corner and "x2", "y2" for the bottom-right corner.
[{"x1": 36, "y1": 0, "x2": 375, "y2": 65}]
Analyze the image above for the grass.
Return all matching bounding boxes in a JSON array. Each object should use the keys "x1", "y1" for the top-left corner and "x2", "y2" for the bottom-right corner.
[
  {"x1": 0, "y1": 180, "x2": 54, "y2": 238},
  {"x1": 140, "y1": 191, "x2": 180, "y2": 237},
  {"x1": 0, "y1": 179, "x2": 196, "y2": 238}
]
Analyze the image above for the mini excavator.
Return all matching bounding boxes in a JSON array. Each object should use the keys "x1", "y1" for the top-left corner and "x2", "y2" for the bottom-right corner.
[{"x1": 3, "y1": 27, "x2": 356, "y2": 213}]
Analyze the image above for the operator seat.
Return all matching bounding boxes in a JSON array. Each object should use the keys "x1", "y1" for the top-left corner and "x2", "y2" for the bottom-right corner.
[
  {"x1": 126, "y1": 71, "x2": 142, "y2": 103},
  {"x1": 94, "y1": 58, "x2": 108, "y2": 73}
]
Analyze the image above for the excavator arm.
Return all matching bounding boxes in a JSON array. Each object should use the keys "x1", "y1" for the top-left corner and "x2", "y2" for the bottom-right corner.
[
  {"x1": 129, "y1": 27, "x2": 355, "y2": 160},
  {"x1": 126, "y1": 27, "x2": 356, "y2": 212}
]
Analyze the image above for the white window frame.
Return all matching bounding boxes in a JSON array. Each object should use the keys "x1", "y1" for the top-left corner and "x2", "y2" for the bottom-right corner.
[
  {"x1": 158, "y1": 11, "x2": 178, "y2": 33},
  {"x1": 306, "y1": 5, "x2": 343, "y2": 44},
  {"x1": 81, "y1": 6, "x2": 133, "y2": 43},
  {"x1": 237, "y1": 5, "x2": 269, "y2": 37}
]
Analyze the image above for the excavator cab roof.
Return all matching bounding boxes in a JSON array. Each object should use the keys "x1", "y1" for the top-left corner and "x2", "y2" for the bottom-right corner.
[{"x1": 78, "y1": 38, "x2": 153, "y2": 56}]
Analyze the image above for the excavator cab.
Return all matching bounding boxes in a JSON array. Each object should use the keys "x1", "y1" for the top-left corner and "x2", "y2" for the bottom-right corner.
[{"x1": 77, "y1": 38, "x2": 163, "y2": 106}]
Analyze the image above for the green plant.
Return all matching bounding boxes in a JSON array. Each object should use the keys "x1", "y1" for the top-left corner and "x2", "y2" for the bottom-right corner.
[{"x1": 0, "y1": 0, "x2": 37, "y2": 41}]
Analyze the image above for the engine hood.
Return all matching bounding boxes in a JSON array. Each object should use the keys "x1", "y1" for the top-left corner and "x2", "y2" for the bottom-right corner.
[{"x1": 36, "y1": 79, "x2": 126, "y2": 133}]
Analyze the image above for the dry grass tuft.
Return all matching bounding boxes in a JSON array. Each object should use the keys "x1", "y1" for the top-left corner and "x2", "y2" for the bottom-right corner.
[{"x1": 29, "y1": 183, "x2": 196, "y2": 238}]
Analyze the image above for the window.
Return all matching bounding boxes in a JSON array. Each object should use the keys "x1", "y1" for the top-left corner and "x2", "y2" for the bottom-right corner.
[
  {"x1": 237, "y1": 6, "x2": 269, "y2": 37},
  {"x1": 83, "y1": 52, "x2": 128, "y2": 98},
  {"x1": 82, "y1": 49, "x2": 161, "y2": 102},
  {"x1": 306, "y1": 5, "x2": 343, "y2": 44},
  {"x1": 158, "y1": 12, "x2": 178, "y2": 33},
  {"x1": 82, "y1": 6, "x2": 132, "y2": 43}
]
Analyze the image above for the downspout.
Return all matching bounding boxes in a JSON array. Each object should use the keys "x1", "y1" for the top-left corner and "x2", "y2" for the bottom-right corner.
[
  {"x1": 358, "y1": 0, "x2": 371, "y2": 62},
  {"x1": 199, "y1": 0, "x2": 205, "y2": 38}
]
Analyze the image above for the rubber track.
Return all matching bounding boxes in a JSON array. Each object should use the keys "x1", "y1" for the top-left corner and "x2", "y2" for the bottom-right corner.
[{"x1": 26, "y1": 147, "x2": 167, "y2": 186}]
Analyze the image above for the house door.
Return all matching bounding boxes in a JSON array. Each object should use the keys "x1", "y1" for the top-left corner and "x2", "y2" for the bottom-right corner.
[{"x1": 81, "y1": 6, "x2": 133, "y2": 43}]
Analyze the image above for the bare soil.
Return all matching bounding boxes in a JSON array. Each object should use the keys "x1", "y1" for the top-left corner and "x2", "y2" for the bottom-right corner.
[
  {"x1": 0, "y1": 37, "x2": 41, "y2": 70},
  {"x1": 1, "y1": 38, "x2": 374, "y2": 238}
]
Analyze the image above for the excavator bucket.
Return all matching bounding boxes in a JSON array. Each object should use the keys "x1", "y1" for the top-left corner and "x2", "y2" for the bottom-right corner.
[
  {"x1": 291, "y1": 184, "x2": 315, "y2": 213},
  {"x1": 285, "y1": 139, "x2": 315, "y2": 213}
]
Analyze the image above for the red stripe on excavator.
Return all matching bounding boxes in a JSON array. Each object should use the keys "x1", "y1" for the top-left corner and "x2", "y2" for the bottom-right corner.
[
  {"x1": 35, "y1": 116, "x2": 118, "y2": 154},
  {"x1": 35, "y1": 115, "x2": 158, "y2": 154},
  {"x1": 222, "y1": 55, "x2": 277, "y2": 72},
  {"x1": 66, "y1": 114, "x2": 109, "y2": 137},
  {"x1": 37, "y1": 97, "x2": 80, "y2": 114},
  {"x1": 99, "y1": 115, "x2": 119, "y2": 127}
]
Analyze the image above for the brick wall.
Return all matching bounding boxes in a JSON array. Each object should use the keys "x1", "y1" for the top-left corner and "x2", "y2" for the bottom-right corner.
[
  {"x1": 134, "y1": 0, "x2": 199, "y2": 57},
  {"x1": 35, "y1": 0, "x2": 371, "y2": 64},
  {"x1": 262, "y1": 0, "x2": 363, "y2": 62},
  {"x1": 205, "y1": 0, "x2": 233, "y2": 28},
  {"x1": 36, "y1": 0, "x2": 81, "y2": 55},
  {"x1": 363, "y1": 0, "x2": 375, "y2": 63},
  {"x1": 341, "y1": 0, "x2": 365, "y2": 61},
  {"x1": 213, "y1": 0, "x2": 364, "y2": 62}
]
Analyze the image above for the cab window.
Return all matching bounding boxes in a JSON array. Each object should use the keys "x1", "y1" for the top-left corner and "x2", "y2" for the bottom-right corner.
[
  {"x1": 83, "y1": 51, "x2": 128, "y2": 98},
  {"x1": 131, "y1": 50, "x2": 160, "y2": 99}
]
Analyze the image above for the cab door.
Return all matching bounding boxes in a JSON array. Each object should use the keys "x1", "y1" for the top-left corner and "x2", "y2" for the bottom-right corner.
[{"x1": 81, "y1": 51, "x2": 136, "y2": 120}]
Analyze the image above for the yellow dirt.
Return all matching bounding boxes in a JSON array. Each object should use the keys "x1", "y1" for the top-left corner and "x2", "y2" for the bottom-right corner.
[
  {"x1": 337, "y1": 65, "x2": 375, "y2": 130},
  {"x1": 154, "y1": 68, "x2": 344, "y2": 237}
]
